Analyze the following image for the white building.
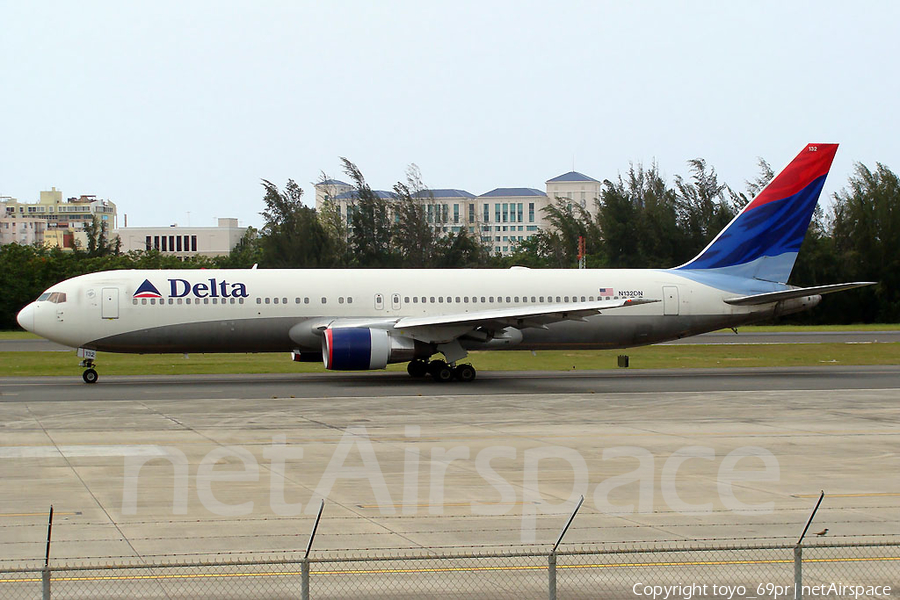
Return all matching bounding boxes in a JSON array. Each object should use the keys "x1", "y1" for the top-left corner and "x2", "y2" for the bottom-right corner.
[
  {"x1": 313, "y1": 169, "x2": 603, "y2": 256},
  {"x1": 113, "y1": 218, "x2": 248, "y2": 257},
  {"x1": 545, "y1": 171, "x2": 603, "y2": 218}
]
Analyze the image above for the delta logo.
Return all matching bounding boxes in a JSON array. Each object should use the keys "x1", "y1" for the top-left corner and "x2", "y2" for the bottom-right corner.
[
  {"x1": 133, "y1": 278, "x2": 250, "y2": 299},
  {"x1": 133, "y1": 279, "x2": 163, "y2": 299}
]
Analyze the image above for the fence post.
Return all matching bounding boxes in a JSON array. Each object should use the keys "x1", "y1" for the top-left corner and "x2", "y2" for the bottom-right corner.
[
  {"x1": 42, "y1": 568, "x2": 51, "y2": 600},
  {"x1": 548, "y1": 552, "x2": 557, "y2": 600},
  {"x1": 301, "y1": 499, "x2": 324, "y2": 600},
  {"x1": 43, "y1": 505, "x2": 53, "y2": 600},
  {"x1": 548, "y1": 495, "x2": 583, "y2": 600},
  {"x1": 793, "y1": 545, "x2": 802, "y2": 600},
  {"x1": 301, "y1": 558, "x2": 310, "y2": 600}
]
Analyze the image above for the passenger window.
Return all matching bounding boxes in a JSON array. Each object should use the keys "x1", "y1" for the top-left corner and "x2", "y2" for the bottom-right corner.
[
  {"x1": 430, "y1": 297, "x2": 435, "y2": 303},
  {"x1": 564, "y1": 296, "x2": 569, "y2": 302},
  {"x1": 204, "y1": 298, "x2": 209, "y2": 304},
  {"x1": 295, "y1": 298, "x2": 301, "y2": 304},
  {"x1": 455, "y1": 296, "x2": 461, "y2": 303},
  {"x1": 256, "y1": 298, "x2": 262, "y2": 305},
  {"x1": 282, "y1": 298, "x2": 287, "y2": 304},
  {"x1": 481, "y1": 297, "x2": 486, "y2": 303},
  {"x1": 413, "y1": 297, "x2": 418, "y2": 303},
  {"x1": 581, "y1": 296, "x2": 586, "y2": 302},
  {"x1": 339, "y1": 297, "x2": 344, "y2": 304},
  {"x1": 489, "y1": 297, "x2": 494, "y2": 302},
  {"x1": 438, "y1": 297, "x2": 444, "y2": 303},
  {"x1": 514, "y1": 296, "x2": 519, "y2": 302},
  {"x1": 464, "y1": 297, "x2": 469, "y2": 303},
  {"x1": 505, "y1": 296, "x2": 511, "y2": 303},
  {"x1": 405, "y1": 297, "x2": 410, "y2": 303},
  {"x1": 177, "y1": 299, "x2": 183, "y2": 305},
  {"x1": 556, "y1": 296, "x2": 561, "y2": 302},
  {"x1": 304, "y1": 298, "x2": 309, "y2": 304},
  {"x1": 239, "y1": 298, "x2": 244, "y2": 304},
  {"x1": 141, "y1": 299, "x2": 147, "y2": 305},
  {"x1": 273, "y1": 298, "x2": 279, "y2": 304},
  {"x1": 132, "y1": 299, "x2": 137, "y2": 305},
  {"x1": 265, "y1": 298, "x2": 271, "y2": 304},
  {"x1": 321, "y1": 297, "x2": 327, "y2": 304},
  {"x1": 348, "y1": 297, "x2": 353, "y2": 304},
  {"x1": 531, "y1": 296, "x2": 536, "y2": 302},
  {"x1": 540, "y1": 296, "x2": 544, "y2": 302}
]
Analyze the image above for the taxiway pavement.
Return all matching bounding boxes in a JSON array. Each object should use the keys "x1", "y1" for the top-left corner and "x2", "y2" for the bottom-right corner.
[{"x1": 0, "y1": 367, "x2": 897, "y2": 564}]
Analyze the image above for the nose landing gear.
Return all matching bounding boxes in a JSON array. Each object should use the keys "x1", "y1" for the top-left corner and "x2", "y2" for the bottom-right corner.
[{"x1": 78, "y1": 348, "x2": 99, "y2": 384}]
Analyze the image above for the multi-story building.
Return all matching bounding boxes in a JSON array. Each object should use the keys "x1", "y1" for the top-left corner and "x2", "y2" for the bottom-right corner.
[
  {"x1": 112, "y1": 218, "x2": 248, "y2": 258},
  {"x1": 476, "y1": 188, "x2": 548, "y2": 254},
  {"x1": 0, "y1": 188, "x2": 118, "y2": 250},
  {"x1": 313, "y1": 169, "x2": 600, "y2": 256},
  {"x1": 545, "y1": 171, "x2": 603, "y2": 218}
]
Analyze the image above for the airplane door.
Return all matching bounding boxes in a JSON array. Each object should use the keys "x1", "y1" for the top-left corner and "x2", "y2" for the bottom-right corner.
[
  {"x1": 663, "y1": 286, "x2": 679, "y2": 316},
  {"x1": 374, "y1": 294, "x2": 384, "y2": 310},
  {"x1": 391, "y1": 293, "x2": 401, "y2": 310},
  {"x1": 101, "y1": 287, "x2": 120, "y2": 319}
]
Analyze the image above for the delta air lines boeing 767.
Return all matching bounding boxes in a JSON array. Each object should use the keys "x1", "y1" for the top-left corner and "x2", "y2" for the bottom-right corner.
[{"x1": 16, "y1": 144, "x2": 873, "y2": 383}]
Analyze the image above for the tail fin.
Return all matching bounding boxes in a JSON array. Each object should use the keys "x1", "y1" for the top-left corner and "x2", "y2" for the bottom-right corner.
[{"x1": 676, "y1": 143, "x2": 838, "y2": 283}]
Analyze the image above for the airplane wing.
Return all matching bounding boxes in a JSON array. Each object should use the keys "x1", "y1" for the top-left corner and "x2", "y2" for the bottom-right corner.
[
  {"x1": 391, "y1": 297, "x2": 659, "y2": 344},
  {"x1": 724, "y1": 282, "x2": 876, "y2": 306}
]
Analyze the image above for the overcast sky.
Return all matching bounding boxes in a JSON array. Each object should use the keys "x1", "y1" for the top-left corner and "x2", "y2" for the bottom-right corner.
[{"x1": 2, "y1": 1, "x2": 898, "y2": 229}]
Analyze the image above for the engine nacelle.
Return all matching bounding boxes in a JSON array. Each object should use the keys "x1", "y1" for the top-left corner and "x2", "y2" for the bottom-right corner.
[{"x1": 322, "y1": 328, "x2": 427, "y2": 370}]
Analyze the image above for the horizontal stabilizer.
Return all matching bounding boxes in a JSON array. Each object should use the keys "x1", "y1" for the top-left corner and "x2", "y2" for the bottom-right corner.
[{"x1": 724, "y1": 282, "x2": 876, "y2": 306}]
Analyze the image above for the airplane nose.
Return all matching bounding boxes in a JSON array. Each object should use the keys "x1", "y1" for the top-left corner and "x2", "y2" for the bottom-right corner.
[{"x1": 17, "y1": 303, "x2": 35, "y2": 332}]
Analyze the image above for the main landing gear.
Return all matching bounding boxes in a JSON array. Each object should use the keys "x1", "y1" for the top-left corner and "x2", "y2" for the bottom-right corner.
[{"x1": 407, "y1": 359, "x2": 476, "y2": 383}]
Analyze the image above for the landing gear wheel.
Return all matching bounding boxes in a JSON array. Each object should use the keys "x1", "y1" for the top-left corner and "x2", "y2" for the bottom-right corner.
[
  {"x1": 431, "y1": 363, "x2": 454, "y2": 383},
  {"x1": 82, "y1": 368, "x2": 99, "y2": 384},
  {"x1": 453, "y1": 364, "x2": 476, "y2": 382},
  {"x1": 407, "y1": 360, "x2": 428, "y2": 378},
  {"x1": 427, "y1": 360, "x2": 448, "y2": 376}
]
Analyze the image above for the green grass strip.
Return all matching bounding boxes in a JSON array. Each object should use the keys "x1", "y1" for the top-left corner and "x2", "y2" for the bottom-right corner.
[{"x1": 2, "y1": 343, "x2": 898, "y2": 377}]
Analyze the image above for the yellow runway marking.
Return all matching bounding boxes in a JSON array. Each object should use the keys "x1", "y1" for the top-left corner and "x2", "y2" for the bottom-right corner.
[
  {"x1": 794, "y1": 492, "x2": 900, "y2": 498},
  {"x1": 2, "y1": 556, "x2": 897, "y2": 584},
  {"x1": 0, "y1": 512, "x2": 79, "y2": 518}
]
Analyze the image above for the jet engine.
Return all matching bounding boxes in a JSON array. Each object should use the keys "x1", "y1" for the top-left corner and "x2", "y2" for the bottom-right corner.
[{"x1": 322, "y1": 328, "x2": 430, "y2": 370}]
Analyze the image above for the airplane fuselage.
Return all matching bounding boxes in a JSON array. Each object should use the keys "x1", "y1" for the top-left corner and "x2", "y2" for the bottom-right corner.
[{"x1": 19, "y1": 268, "x2": 818, "y2": 355}]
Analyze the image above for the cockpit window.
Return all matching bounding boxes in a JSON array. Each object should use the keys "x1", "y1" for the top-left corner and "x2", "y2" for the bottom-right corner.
[
  {"x1": 46, "y1": 292, "x2": 67, "y2": 304},
  {"x1": 38, "y1": 293, "x2": 52, "y2": 301}
]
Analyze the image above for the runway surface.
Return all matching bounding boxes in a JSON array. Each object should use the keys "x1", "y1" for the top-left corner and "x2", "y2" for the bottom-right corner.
[
  {"x1": 1, "y1": 365, "x2": 899, "y2": 401},
  {"x1": 0, "y1": 366, "x2": 898, "y2": 567}
]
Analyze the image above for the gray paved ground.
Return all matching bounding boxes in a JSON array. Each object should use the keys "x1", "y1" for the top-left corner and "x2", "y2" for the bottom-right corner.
[{"x1": 0, "y1": 367, "x2": 898, "y2": 567}]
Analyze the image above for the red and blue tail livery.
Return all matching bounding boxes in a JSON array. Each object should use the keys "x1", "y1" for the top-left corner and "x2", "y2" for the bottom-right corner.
[{"x1": 678, "y1": 144, "x2": 839, "y2": 283}]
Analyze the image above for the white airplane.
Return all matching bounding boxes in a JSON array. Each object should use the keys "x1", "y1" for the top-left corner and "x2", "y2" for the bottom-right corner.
[{"x1": 17, "y1": 143, "x2": 872, "y2": 383}]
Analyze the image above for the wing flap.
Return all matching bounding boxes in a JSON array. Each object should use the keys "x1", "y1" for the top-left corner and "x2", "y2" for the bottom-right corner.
[{"x1": 724, "y1": 282, "x2": 875, "y2": 306}]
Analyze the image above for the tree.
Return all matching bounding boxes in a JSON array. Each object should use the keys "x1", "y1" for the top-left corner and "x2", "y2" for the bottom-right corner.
[
  {"x1": 831, "y1": 162, "x2": 900, "y2": 322},
  {"x1": 728, "y1": 157, "x2": 774, "y2": 210},
  {"x1": 259, "y1": 179, "x2": 335, "y2": 267},
  {"x1": 392, "y1": 164, "x2": 439, "y2": 267},
  {"x1": 674, "y1": 158, "x2": 735, "y2": 254},
  {"x1": 341, "y1": 158, "x2": 396, "y2": 267}
]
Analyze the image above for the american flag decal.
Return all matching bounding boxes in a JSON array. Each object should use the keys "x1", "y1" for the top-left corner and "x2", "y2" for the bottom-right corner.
[{"x1": 598, "y1": 287, "x2": 614, "y2": 296}]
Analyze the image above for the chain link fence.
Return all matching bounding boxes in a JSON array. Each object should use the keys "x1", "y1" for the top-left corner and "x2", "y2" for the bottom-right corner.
[{"x1": 1, "y1": 539, "x2": 897, "y2": 599}]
